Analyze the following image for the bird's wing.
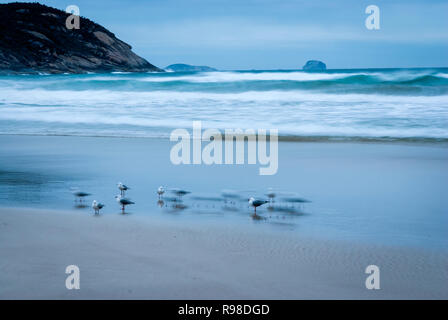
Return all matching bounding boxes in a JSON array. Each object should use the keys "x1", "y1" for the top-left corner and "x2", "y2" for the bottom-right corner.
[{"x1": 253, "y1": 200, "x2": 268, "y2": 206}]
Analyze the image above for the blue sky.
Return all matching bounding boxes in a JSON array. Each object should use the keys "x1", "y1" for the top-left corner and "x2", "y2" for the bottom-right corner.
[{"x1": 3, "y1": 0, "x2": 448, "y2": 69}]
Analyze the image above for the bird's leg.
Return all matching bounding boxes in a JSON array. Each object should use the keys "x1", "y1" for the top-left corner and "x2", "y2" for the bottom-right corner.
[{"x1": 122, "y1": 204, "x2": 125, "y2": 214}]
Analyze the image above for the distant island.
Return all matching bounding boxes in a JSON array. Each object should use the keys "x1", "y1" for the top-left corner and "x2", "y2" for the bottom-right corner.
[
  {"x1": 302, "y1": 60, "x2": 327, "y2": 71},
  {"x1": 165, "y1": 64, "x2": 217, "y2": 72},
  {"x1": 0, "y1": 3, "x2": 162, "y2": 74}
]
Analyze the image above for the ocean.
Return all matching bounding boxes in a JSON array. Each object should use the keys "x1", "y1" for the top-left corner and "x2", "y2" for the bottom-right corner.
[{"x1": 0, "y1": 68, "x2": 447, "y2": 140}]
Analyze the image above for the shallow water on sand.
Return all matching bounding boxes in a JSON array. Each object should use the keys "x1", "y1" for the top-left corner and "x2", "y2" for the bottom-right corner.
[{"x1": 0, "y1": 135, "x2": 447, "y2": 250}]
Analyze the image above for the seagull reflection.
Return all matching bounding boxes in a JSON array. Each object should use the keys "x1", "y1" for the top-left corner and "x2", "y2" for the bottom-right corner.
[{"x1": 173, "y1": 203, "x2": 188, "y2": 210}]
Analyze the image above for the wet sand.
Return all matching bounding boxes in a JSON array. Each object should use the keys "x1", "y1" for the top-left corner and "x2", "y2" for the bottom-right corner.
[
  {"x1": 0, "y1": 206, "x2": 447, "y2": 299},
  {"x1": 1, "y1": 134, "x2": 448, "y2": 249}
]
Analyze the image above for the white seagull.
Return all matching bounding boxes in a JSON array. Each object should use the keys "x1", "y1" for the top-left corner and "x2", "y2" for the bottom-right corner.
[
  {"x1": 115, "y1": 195, "x2": 134, "y2": 214},
  {"x1": 92, "y1": 200, "x2": 105, "y2": 215},
  {"x1": 117, "y1": 182, "x2": 130, "y2": 196},
  {"x1": 248, "y1": 197, "x2": 269, "y2": 216},
  {"x1": 157, "y1": 186, "x2": 165, "y2": 198}
]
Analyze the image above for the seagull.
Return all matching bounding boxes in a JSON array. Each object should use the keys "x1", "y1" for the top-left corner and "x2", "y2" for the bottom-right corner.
[
  {"x1": 221, "y1": 189, "x2": 240, "y2": 199},
  {"x1": 266, "y1": 188, "x2": 276, "y2": 202},
  {"x1": 248, "y1": 197, "x2": 269, "y2": 216},
  {"x1": 92, "y1": 200, "x2": 105, "y2": 215},
  {"x1": 115, "y1": 195, "x2": 134, "y2": 214},
  {"x1": 117, "y1": 182, "x2": 130, "y2": 196},
  {"x1": 221, "y1": 189, "x2": 240, "y2": 204},
  {"x1": 171, "y1": 188, "x2": 190, "y2": 198},
  {"x1": 157, "y1": 186, "x2": 165, "y2": 198},
  {"x1": 71, "y1": 188, "x2": 91, "y2": 202}
]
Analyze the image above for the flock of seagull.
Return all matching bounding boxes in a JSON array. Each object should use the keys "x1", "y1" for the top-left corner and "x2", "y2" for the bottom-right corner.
[
  {"x1": 72, "y1": 182, "x2": 135, "y2": 214},
  {"x1": 72, "y1": 184, "x2": 308, "y2": 218}
]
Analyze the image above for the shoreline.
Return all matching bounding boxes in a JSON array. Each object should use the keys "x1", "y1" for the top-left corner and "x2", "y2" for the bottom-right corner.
[
  {"x1": 0, "y1": 206, "x2": 447, "y2": 299},
  {"x1": 1, "y1": 133, "x2": 447, "y2": 145}
]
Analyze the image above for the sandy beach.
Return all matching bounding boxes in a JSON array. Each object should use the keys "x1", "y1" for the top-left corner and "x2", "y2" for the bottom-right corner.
[{"x1": 0, "y1": 206, "x2": 447, "y2": 299}]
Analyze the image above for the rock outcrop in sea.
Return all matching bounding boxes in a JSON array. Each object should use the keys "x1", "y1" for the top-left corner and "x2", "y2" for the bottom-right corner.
[
  {"x1": 0, "y1": 2, "x2": 162, "y2": 74},
  {"x1": 302, "y1": 60, "x2": 327, "y2": 71},
  {"x1": 165, "y1": 64, "x2": 217, "y2": 72}
]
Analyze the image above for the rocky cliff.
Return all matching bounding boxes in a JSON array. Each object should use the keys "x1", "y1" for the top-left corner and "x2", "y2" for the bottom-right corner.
[{"x1": 0, "y1": 2, "x2": 162, "y2": 74}]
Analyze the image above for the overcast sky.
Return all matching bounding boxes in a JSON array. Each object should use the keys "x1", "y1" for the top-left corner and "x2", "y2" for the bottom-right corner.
[{"x1": 3, "y1": 0, "x2": 448, "y2": 69}]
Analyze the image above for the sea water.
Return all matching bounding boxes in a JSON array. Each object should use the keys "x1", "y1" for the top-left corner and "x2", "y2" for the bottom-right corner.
[{"x1": 0, "y1": 68, "x2": 447, "y2": 140}]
